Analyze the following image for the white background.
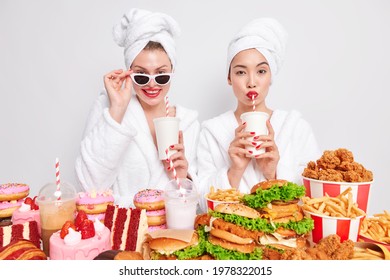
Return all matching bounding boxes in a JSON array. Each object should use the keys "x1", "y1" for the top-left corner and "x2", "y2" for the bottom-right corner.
[{"x1": 1, "y1": 0, "x2": 389, "y2": 215}]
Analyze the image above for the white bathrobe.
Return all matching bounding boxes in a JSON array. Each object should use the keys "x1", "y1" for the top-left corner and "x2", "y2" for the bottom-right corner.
[
  {"x1": 75, "y1": 91, "x2": 200, "y2": 208},
  {"x1": 197, "y1": 109, "x2": 321, "y2": 212}
]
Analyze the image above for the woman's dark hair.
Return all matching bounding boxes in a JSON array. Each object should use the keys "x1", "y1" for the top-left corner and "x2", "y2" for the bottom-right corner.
[{"x1": 144, "y1": 41, "x2": 166, "y2": 52}]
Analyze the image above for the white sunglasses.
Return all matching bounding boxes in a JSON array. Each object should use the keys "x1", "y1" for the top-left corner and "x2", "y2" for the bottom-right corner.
[{"x1": 130, "y1": 73, "x2": 173, "y2": 86}]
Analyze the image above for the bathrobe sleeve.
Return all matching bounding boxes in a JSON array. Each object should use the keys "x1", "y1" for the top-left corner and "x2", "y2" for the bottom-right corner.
[
  {"x1": 184, "y1": 121, "x2": 200, "y2": 184},
  {"x1": 197, "y1": 127, "x2": 232, "y2": 212},
  {"x1": 275, "y1": 113, "x2": 321, "y2": 185},
  {"x1": 75, "y1": 93, "x2": 137, "y2": 191}
]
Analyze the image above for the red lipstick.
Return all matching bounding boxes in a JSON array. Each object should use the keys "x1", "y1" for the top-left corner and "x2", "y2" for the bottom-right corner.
[
  {"x1": 246, "y1": 91, "x2": 258, "y2": 99},
  {"x1": 142, "y1": 88, "x2": 161, "y2": 98}
]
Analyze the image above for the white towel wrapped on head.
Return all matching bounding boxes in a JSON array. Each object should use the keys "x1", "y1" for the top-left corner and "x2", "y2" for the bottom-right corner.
[
  {"x1": 227, "y1": 18, "x2": 288, "y2": 80},
  {"x1": 112, "y1": 8, "x2": 181, "y2": 70}
]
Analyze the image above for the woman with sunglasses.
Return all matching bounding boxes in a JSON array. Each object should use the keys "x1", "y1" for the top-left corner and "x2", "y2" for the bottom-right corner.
[
  {"x1": 197, "y1": 18, "x2": 321, "y2": 212},
  {"x1": 75, "y1": 8, "x2": 200, "y2": 208}
]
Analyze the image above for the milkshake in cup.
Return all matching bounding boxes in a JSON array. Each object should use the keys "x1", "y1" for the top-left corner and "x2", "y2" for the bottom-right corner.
[
  {"x1": 36, "y1": 182, "x2": 77, "y2": 256},
  {"x1": 153, "y1": 117, "x2": 180, "y2": 160},
  {"x1": 240, "y1": 112, "x2": 269, "y2": 156},
  {"x1": 164, "y1": 178, "x2": 199, "y2": 230}
]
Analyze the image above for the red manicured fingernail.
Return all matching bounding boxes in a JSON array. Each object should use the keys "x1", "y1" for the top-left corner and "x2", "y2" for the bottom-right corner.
[
  {"x1": 167, "y1": 166, "x2": 171, "y2": 171},
  {"x1": 170, "y1": 145, "x2": 174, "y2": 149},
  {"x1": 252, "y1": 142, "x2": 257, "y2": 146},
  {"x1": 250, "y1": 132, "x2": 256, "y2": 135},
  {"x1": 166, "y1": 158, "x2": 170, "y2": 162},
  {"x1": 248, "y1": 151, "x2": 253, "y2": 154},
  {"x1": 242, "y1": 122, "x2": 246, "y2": 125},
  {"x1": 253, "y1": 136, "x2": 259, "y2": 140},
  {"x1": 256, "y1": 145, "x2": 261, "y2": 150}
]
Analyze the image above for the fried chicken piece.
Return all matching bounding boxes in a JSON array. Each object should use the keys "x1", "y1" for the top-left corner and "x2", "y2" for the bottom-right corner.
[
  {"x1": 302, "y1": 161, "x2": 319, "y2": 179},
  {"x1": 312, "y1": 234, "x2": 354, "y2": 260},
  {"x1": 318, "y1": 169, "x2": 343, "y2": 182},
  {"x1": 305, "y1": 247, "x2": 329, "y2": 260},
  {"x1": 335, "y1": 148, "x2": 354, "y2": 163},
  {"x1": 280, "y1": 248, "x2": 313, "y2": 260},
  {"x1": 362, "y1": 170, "x2": 374, "y2": 182},
  {"x1": 316, "y1": 150, "x2": 341, "y2": 170},
  {"x1": 343, "y1": 171, "x2": 364, "y2": 182},
  {"x1": 331, "y1": 239, "x2": 354, "y2": 260},
  {"x1": 314, "y1": 234, "x2": 341, "y2": 255},
  {"x1": 194, "y1": 213, "x2": 210, "y2": 229}
]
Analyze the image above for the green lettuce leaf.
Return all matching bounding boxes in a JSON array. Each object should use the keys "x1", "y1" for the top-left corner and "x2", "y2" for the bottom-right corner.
[
  {"x1": 205, "y1": 241, "x2": 263, "y2": 260},
  {"x1": 173, "y1": 227, "x2": 207, "y2": 259},
  {"x1": 210, "y1": 211, "x2": 314, "y2": 235},
  {"x1": 242, "y1": 182, "x2": 306, "y2": 208}
]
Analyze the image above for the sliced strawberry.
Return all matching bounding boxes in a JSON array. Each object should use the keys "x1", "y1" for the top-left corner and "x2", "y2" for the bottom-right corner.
[
  {"x1": 75, "y1": 210, "x2": 88, "y2": 230},
  {"x1": 31, "y1": 196, "x2": 39, "y2": 210},
  {"x1": 60, "y1": 221, "x2": 76, "y2": 239},
  {"x1": 24, "y1": 197, "x2": 33, "y2": 205},
  {"x1": 79, "y1": 219, "x2": 95, "y2": 239}
]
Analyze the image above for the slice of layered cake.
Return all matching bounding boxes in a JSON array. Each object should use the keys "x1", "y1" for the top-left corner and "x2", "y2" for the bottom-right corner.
[
  {"x1": 0, "y1": 221, "x2": 40, "y2": 249},
  {"x1": 104, "y1": 205, "x2": 148, "y2": 252}
]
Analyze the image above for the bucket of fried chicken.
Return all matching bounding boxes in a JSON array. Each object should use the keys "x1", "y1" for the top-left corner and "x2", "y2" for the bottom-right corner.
[{"x1": 302, "y1": 148, "x2": 373, "y2": 213}]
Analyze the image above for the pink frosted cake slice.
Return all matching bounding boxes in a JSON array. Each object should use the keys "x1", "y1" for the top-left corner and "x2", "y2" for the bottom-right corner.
[
  {"x1": 49, "y1": 219, "x2": 111, "y2": 260},
  {"x1": 12, "y1": 198, "x2": 41, "y2": 234}
]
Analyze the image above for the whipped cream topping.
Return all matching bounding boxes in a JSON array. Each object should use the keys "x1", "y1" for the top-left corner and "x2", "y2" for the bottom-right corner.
[
  {"x1": 94, "y1": 217, "x2": 105, "y2": 233},
  {"x1": 64, "y1": 228, "x2": 81, "y2": 245},
  {"x1": 18, "y1": 202, "x2": 31, "y2": 212}
]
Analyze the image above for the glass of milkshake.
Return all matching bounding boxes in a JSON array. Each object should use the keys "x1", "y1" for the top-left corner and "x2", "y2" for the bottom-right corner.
[
  {"x1": 164, "y1": 178, "x2": 199, "y2": 230},
  {"x1": 36, "y1": 181, "x2": 77, "y2": 256}
]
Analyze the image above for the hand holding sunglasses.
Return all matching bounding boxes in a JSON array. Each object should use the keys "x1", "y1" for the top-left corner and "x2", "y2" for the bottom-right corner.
[
  {"x1": 104, "y1": 69, "x2": 133, "y2": 123},
  {"x1": 130, "y1": 73, "x2": 173, "y2": 86}
]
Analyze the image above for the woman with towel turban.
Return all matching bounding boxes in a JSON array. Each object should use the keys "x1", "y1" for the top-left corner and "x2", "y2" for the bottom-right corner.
[
  {"x1": 75, "y1": 8, "x2": 200, "y2": 207},
  {"x1": 197, "y1": 18, "x2": 320, "y2": 212}
]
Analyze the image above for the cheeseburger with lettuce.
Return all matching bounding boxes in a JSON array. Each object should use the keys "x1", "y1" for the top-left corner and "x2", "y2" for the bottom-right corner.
[{"x1": 241, "y1": 179, "x2": 313, "y2": 248}]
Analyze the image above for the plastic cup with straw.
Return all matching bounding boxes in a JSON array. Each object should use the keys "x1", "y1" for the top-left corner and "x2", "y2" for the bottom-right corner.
[{"x1": 36, "y1": 158, "x2": 77, "y2": 256}]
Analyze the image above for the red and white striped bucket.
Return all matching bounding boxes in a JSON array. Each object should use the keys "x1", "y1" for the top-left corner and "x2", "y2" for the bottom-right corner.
[
  {"x1": 304, "y1": 210, "x2": 365, "y2": 243},
  {"x1": 302, "y1": 177, "x2": 372, "y2": 213},
  {"x1": 205, "y1": 194, "x2": 239, "y2": 211}
]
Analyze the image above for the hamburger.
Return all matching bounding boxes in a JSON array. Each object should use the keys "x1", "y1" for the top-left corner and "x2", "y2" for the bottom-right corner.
[
  {"x1": 195, "y1": 204, "x2": 263, "y2": 260},
  {"x1": 145, "y1": 230, "x2": 209, "y2": 260},
  {"x1": 241, "y1": 179, "x2": 314, "y2": 248}
]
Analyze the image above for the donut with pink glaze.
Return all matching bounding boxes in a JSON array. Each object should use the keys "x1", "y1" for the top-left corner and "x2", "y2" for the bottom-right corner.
[
  {"x1": 0, "y1": 199, "x2": 23, "y2": 218},
  {"x1": 146, "y1": 208, "x2": 166, "y2": 226},
  {"x1": 148, "y1": 224, "x2": 167, "y2": 232},
  {"x1": 133, "y1": 189, "x2": 165, "y2": 210},
  {"x1": 0, "y1": 183, "x2": 29, "y2": 202},
  {"x1": 76, "y1": 190, "x2": 114, "y2": 215}
]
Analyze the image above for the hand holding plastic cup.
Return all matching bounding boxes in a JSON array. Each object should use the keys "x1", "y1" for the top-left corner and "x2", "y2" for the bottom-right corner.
[
  {"x1": 164, "y1": 178, "x2": 199, "y2": 230},
  {"x1": 240, "y1": 112, "x2": 269, "y2": 157},
  {"x1": 36, "y1": 181, "x2": 77, "y2": 256},
  {"x1": 153, "y1": 117, "x2": 180, "y2": 160}
]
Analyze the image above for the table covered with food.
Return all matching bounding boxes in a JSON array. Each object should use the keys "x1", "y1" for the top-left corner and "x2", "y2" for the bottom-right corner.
[{"x1": 0, "y1": 148, "x2": 389, "y2": 260}]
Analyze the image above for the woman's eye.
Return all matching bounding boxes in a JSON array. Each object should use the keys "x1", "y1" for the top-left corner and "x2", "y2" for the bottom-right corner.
[
  {"x1": 258, "y1": 69, "x2": 267, "y2": 74},
  {"x1": 236, "y1": 70, "x2": 245, "y2": 75}
]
